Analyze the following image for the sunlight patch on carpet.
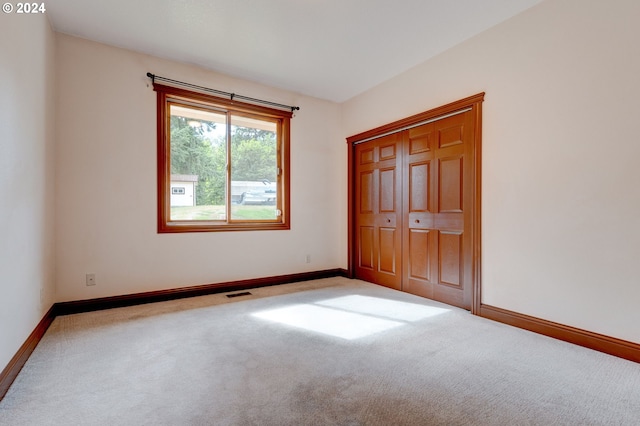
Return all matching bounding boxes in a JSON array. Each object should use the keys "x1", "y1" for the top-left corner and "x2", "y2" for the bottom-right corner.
[
  {"x1": 252, "y1": 304, "x2": 402, "y2": 339},
  {"x1": 316, "y1": 295, "x2": 450, "y2": 322},
  {"x1": 252, "y1": 295, "x2": 450, "y2": 340}
]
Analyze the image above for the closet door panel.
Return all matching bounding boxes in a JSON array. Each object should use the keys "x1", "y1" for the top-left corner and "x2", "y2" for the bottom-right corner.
[
  {"x1": 404, "y1": 111, "x2": 474, "y2": 310},
  {"x1": 403, "y1": 122, "x2": 436, "y2": 298},
  {"x1": 379, "y1": 227, "x2": 398, "y2": 275},
  {"x1": 359, "y1": 226, "x2": 375, "y2": 270},
  {"x1": 431, "y1": 112, "x2": 474, "y2": 309},
  {"x1": 354, "y1": 134, "x2": 402, "y2": 290},
  {"x1": 439, "y1": 231, "x2": 462, "y2": 287}
]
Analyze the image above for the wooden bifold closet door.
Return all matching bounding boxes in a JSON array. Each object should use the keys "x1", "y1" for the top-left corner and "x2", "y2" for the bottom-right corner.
[
  {"x1": 354, "y1": 132, "x2": 403, "y2": 291},
  {"x1": 349, "y1": 94, "x2": 483, "y2": 311}
]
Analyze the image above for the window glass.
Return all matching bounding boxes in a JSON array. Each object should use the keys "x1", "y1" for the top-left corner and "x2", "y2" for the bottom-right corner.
[
  {"x1": 169, "y1": 104, "x2": 227, "y2": 221},
  {"x1": 230, "y1": 115, "x2": 279, "y2": 220}
]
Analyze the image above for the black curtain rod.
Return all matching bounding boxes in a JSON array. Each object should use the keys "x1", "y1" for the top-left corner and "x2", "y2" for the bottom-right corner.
[{"x1": 146, "y1": 73, "x2": 300, "y2": 113}]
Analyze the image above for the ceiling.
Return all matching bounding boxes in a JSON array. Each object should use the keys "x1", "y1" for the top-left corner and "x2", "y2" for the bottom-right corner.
[{"x1": 47, "y1": 0, "x2": 543, "y2": 103}]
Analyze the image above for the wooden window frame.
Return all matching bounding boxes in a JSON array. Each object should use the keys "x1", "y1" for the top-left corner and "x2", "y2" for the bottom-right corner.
[{"x1": 154, "y1": 83, "x2": 291, "y2": 233}]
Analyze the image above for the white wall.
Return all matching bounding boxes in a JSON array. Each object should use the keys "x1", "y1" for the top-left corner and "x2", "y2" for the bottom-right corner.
[
  {"x1": 55, "y1": 35, "x2": 346, "y2": 302},
  {"x1": 342, "y1": 0, "x2": 640, "y2": 343},
  {"x1": 0, "y1": 14, "x2": 56, "y2": 368}
]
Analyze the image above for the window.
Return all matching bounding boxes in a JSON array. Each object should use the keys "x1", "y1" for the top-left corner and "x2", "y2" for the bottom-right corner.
[{"x1": 154, "y1": 84, "x2": 291, "y2": 232}]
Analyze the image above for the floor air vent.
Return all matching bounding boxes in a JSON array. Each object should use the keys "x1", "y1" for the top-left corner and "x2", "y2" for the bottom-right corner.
[{"x1": 226, "y1": 291, "x2": 252, "y2": 298}]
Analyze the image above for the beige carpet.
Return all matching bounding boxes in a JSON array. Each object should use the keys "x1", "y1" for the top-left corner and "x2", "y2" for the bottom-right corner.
[{"x1": 1, "y1": 277, "x2": 639, "y2": 425}]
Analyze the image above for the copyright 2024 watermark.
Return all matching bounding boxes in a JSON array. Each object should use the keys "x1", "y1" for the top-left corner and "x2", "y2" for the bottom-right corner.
[{"x1": 3, "y1": 2, "x2": 46, "y2": 14}]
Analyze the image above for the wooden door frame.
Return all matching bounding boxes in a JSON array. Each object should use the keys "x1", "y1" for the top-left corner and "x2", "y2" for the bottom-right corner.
[{"x1": 346, "y1": 93, "x2": 484, "y2": 314}]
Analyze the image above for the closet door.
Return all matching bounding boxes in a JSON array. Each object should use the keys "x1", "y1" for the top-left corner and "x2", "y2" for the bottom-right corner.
[
  {"x1": 349, "y1": 93, "x2": 483, "y2": 312},
  {"x1": 354, "y1": 133, "x2": 403, "y2": 290},
  {"x1": 403, "y1": 111, "x2": 475, "y2": 309}
]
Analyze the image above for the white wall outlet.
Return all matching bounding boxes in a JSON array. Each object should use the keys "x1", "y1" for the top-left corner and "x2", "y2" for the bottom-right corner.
[
  {"x1": 305, "y1": 254, "x2": 311, "y2": 264},
  {"x1": 86, "y1": 273, "x2": 96, "y2": 286}
]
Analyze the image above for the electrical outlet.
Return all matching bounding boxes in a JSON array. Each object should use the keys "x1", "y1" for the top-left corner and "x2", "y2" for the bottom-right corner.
[
  {"x1": 305, "y1": 254, "x2": 311, "y2": 264},
  {"x1": 86, "y1": 273, "x2": 96, "y2": 286}
]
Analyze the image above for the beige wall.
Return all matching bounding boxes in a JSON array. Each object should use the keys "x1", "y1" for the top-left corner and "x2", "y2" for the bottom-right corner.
[
  {"x1": 0, "y1": 14, "x2": 56, "y2": 368},
  {"x1": 343, "y1": 0, "x2": 640, "y2": 343},
  {"x1": 54, "y1": 35, "x2": 347, "y2": 302}
]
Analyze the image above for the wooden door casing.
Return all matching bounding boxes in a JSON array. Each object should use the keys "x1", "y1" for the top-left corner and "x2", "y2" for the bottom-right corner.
[{"x1": 348, "y1": 93, "x2": 483, "y2": 313}]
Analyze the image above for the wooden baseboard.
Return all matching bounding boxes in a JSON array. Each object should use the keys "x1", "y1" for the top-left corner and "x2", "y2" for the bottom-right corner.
[
  {"x1": 0, "y1": 306, "x2": 56, "y2": 401},
  {"x1": 479, "y1": 304, "x2": 640, "y2": 363},
  {"x1": 55, "y1": 268, "x2": 349, "y2": 316}
]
